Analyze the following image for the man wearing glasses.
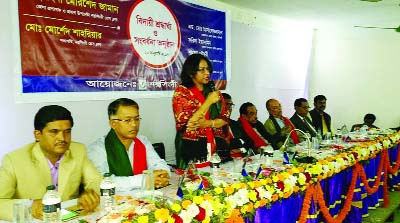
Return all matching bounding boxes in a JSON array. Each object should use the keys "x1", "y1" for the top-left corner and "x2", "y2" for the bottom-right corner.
[
  {"x1": 221, "y1": 93, "x2": 247, "y2": 156},
  {"x1": 87, "y1": 98, "x2": 170, "y2": 192},
  {"x1": 290, "y1": 98, "x2": 318, "y2": 140}
]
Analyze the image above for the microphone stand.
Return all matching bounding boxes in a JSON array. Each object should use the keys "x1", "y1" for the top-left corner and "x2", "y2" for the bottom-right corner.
[{"x1": 280, "y1": 128, "x2": 317, "y2": 164}]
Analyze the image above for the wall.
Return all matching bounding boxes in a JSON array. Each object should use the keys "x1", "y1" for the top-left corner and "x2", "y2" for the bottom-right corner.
[
  {"x1": 0, "y1": 0, "x2": 312, "y2": 164},
  {"x1": 309, "y1": 28, "x2": 400, "y2": 130}
]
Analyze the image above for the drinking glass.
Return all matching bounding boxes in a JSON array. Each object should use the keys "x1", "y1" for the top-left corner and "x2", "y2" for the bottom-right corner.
[
  {"x1": 140, "y1": 170, "x2": 155, "y2": 199},
  {"x1": 13, "y1": 199, "x2": 32, "y2": 223}
]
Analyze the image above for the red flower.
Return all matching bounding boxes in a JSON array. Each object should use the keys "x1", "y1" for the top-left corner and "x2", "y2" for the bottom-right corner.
[
  {"x1": 255, "y1": 189, "x2": 260, "y2": 199},
  {"x1": 202, "y1": 178, "x2": 210, "y2": 189},
  {"x1": 172, "y1": 213, "x2": 183, "y2": 223},
  {"x1": 276, "y1": 181, "x2": 285, "y2": 191},
  {"x1": 175, "y1": 168, "x2": 185, "y2": 175},
  {"x1": 127, "y1": 213, "x2": 135, "y2": 220},
  {"x1": 196, "y1": 206, "x2": 206, "y2": 221},
  {"x1": 352, "y1": 152, "x2": 359, "y2": 160},
  {"x1": 304, "y1": 172, "x2": 311, "y2": 183}
]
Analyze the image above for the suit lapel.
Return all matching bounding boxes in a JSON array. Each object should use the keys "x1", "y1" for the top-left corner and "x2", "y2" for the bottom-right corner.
[
  {"x1": 31, "y1": 143, "x2": 52, "y2": 189},
  {"x1": 304, "y1": 117, "x2": 317, "y2": 136},
  {"x1": 57, "y1": 150, "x2": 74, "y2": 198}
]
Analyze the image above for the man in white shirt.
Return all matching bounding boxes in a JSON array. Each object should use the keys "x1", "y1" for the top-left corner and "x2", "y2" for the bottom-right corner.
[{"x1": 87, "y1": 98, "x2": 170, "y2": 192}]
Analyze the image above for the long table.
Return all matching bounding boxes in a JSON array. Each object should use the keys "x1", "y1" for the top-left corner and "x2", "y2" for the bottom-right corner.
[
  {"x1": 246, "y1": 132, "x2": 400, "y2": 223},
  {"x1": 3, "y1": 132, "x2": 399, "y2": 223}
]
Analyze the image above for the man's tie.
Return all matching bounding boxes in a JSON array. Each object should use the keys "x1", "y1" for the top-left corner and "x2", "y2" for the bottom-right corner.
[{"x1": 303, "y1": 117, "x2": 317, "y2": 136}]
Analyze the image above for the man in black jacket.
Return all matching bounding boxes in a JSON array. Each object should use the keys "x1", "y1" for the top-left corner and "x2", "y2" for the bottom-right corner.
[
  {"x1": 309, "y1": 95, "x2": 334, "y2": 135},
  {"x1": 290, "y1": 98, "x2": 317, "y2": 140}
]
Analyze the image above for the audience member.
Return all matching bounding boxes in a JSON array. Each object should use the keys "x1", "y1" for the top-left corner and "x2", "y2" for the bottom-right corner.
[
  {"x1": 351, "y1": 113, "x2": 379, "y2": 131},
  {"x1": 238, "y1": 102, "x2": 273, "y2": 151},
  {"x1": 0, "y1": 105, "x2": 102, "y2": 221},
  {"x1": 172, "y1": 54, "x2": 230, "y2": 168},
  {"x1": 264, "y1": 99, "x2": 299, "y2": 150},
  {"x1": 309, "y1": 95, "x2": 334, "y2": 135},
  {"x1": 290, "y1": 98, "x2": 318, "y2": 140},
  {"x1": 87, "y1": 98, "x2": 170, "y2": 192}
]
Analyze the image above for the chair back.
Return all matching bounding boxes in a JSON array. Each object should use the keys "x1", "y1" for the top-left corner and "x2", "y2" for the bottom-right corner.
[{"x1": 152, "y1": 142, "x2": 166, "y2": 159}]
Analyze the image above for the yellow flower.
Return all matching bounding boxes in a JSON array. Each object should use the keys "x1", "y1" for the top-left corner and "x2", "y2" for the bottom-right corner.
[
  {"x1": 203, "y1": 194, "x2": 213, "y2": 200},
  {"x1": 181, "y1": 200, "x2": 192, "y2": 210},
  {"x1": 248, "y1": 190, "x2": 257, "y2": 202},
  {"x1": 168, "y1": 216, "x2": 175, "y2": 223},
  {"x1": 231, "y1": 183, "x2": 241, "y2": 190},
  {"x1": 210, "y1": 198, "x2": 223, "y2": 215},
  {"x1": 171, "y1": 203, "x2": 181, "y2": 213},
  {"x1": 240, "y1": 205, "x2": 247, "y2": 214},
  {"x1": 202, "y1": 217, "x2": 211, "y2": 223},
  {"x1": 254, "y1": 201, "x2": 260, "y2": 209},
  {"x1": 291, "y1": 167, "x2": 300, "y2": 174},
  {"x1": 214, "y1": 187, "x2": 223, "y2": 194},
  {"x1": 155, "y1": 208, "x2": 170, "y2": 223},
  {"x1": 224, "y1": 185, "x2": 234, "y2": 195},
  {"x1": 137, "y1": 215, "x2": 149, "y2": 223},
  {"x1": 193, "y1": 196, "x2": 204, "y2": 204},
  {"x1": 247, "y1": 181, "x2": 255, "y2": 189}
]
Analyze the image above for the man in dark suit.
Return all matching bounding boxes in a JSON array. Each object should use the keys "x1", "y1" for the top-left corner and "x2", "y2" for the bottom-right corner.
[
  {"x1": 237, "y1": 102, "x2": 273, "y2": 151},
  {"x1": 290, "y1": 98, "x2": 317, "y2": 140},
  {"x1": 309, "y1": 95, "x2": 334, "y2": 135}
]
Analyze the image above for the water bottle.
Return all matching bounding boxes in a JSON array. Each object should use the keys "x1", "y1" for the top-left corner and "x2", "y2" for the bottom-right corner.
[
  {"x1": 210, "y1": 152, "x2": 221, "y2": 178},
  {"x1": 317, "y1": 129, "x2": 323, "y2": 141},
  {"x1": 42, "y1": 185, "x2": 61, "y2": 223},
  {"x1": 100, "y1": 173, "x2": 115, "y2": 212}
]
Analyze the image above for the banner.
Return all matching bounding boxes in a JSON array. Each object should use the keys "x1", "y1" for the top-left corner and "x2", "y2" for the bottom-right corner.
[{"x1": 18, "y1": 0, "x2": 227, "y2": 93}]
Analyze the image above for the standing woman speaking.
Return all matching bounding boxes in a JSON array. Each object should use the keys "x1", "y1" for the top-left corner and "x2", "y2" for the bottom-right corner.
[{"x1": 172, "y1": 54, "x2": 230, "y2": 169}]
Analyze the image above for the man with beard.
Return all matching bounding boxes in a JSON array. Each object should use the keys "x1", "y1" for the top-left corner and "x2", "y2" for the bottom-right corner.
[
  {"x1": 88, "y1": 98, "x2": 170, "y2": 192},
  {"x1": 309, "y1": 95, "x2": 334, "y2": 136}
]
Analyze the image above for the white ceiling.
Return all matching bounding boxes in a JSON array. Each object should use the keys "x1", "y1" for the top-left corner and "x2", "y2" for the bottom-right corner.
[{"x1": 215, "y1": 0, "x2": 400, "y2": 29}]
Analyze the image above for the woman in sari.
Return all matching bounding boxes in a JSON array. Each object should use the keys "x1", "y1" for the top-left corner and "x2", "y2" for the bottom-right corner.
[{"x1": 172, "y1": 54, "x2": 230, "y2": 168}]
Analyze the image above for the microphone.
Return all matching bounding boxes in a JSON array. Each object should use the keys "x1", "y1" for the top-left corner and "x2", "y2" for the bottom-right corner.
[
  {"x1": 280, "y1": 128, "x2": 316, "y2": 163},
  {"x1": 209, "y1": 80, "x2": 216, "y2": 91},
  {"x1": 208, "y1": 81, "x2": 221, "y2": 112}
]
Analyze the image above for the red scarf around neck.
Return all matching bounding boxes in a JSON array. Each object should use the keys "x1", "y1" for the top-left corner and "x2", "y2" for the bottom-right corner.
[
  {"x1": 189, "y1": 86, "x2": 216, "y2": 154},
  {"x1": 282, "y1": 116, "x2": 300, "y2": 144},
  {"x1": 133, "y1": 137, "x2": 147, "y2": 175},
  {"x1": 238, "y1": 116, "x2": 268, "y2": 148}
]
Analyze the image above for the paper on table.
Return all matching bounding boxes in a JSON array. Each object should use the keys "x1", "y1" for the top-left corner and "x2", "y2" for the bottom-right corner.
[{"x1": 61, "y1": 209, "x2": 78, "y2": 221}]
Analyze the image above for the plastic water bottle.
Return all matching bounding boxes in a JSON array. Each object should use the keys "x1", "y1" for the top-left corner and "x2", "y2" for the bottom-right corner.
[
  {"x1": 42, "y1": 185, "x2": 61, "y2": 223},
  {"x1": 210, "y1": 152, "x2": 221, "y2": 178},
  {"x1": 100, "y1": 173, "x2": 115, "y2": 212}
]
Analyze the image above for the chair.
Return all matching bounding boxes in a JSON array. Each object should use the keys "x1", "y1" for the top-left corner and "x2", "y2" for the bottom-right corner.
[{"x1": 152, "y1": 142, "x2": 166, "y2": 160}]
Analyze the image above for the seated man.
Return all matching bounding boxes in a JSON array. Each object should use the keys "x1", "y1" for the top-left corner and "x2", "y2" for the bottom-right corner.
[
  {"x1": 88, "y1": 98, "x2": 170, "y2": 192},
  {"x1": 290, "y1": 98, "x2": 318, "y2": 140},
  {"x1": 351, "y1": 113, "x2": 379, "y2": 131},
  {"x1": 222, "y1": 93, "x2": 246, "y2": 157},
  {"x1": 0, "y1": 105, "x2": 102, "y2": 221},
  {"x1": 264, "y1": 99, "x2": 299, "y2": 150},
  {"x1": 238, "y1": 102, "x2": 273, "y2": 152},
  {"x1": 309, "y1": 95, "x2": 334, "y2": 136}
]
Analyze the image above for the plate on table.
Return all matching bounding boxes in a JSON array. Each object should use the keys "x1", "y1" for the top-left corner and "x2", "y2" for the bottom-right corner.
[{"x1": 134, "y1": 190, "x2": 163, "y2": 200}]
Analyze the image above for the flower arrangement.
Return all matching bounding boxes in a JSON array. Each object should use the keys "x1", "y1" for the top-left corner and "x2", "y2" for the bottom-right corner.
[{"x1": 108, "y1": 131, "x2": 400, "y2": 223}]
